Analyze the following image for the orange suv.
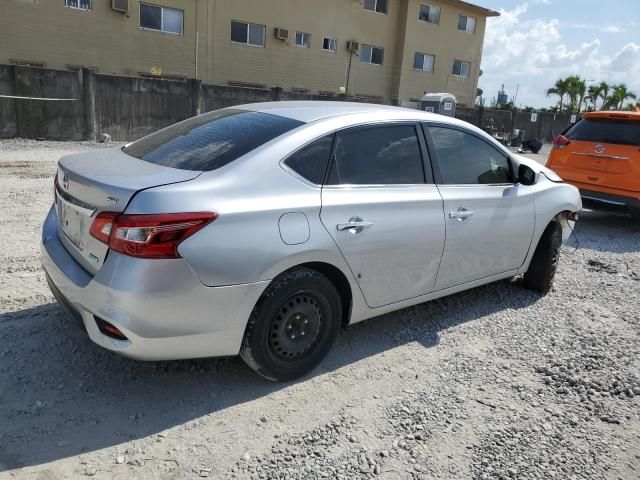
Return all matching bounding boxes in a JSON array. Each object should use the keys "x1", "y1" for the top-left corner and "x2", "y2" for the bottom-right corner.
[{"x1": 546, "y1": 111, "x2": 640, "y2": 216}]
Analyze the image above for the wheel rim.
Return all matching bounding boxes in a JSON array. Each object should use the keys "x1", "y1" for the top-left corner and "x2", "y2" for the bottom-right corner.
[{"x1": 267, "y1": 291, "x2": 323, "y2": 361}]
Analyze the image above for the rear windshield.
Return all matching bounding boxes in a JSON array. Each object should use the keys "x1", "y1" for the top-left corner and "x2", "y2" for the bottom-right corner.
[
  {"x1": 565, "y1": 118, "x2": 640, "y2": 147},
  {"x1": 123, "y1": 109, "x2": 304, "y2": 171}
]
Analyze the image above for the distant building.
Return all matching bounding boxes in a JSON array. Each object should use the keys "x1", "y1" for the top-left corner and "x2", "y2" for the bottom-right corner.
[
  {"x1": 1, "y1": 0, "x2": 499, "y2": 105},
  {"x1": 497, "y1": 84, "x2": 508, "y2": 106}
]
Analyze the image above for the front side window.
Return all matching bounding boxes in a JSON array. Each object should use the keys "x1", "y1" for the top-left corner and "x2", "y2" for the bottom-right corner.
[
  {"x1": 230, "y1": 20, "x2": 266, "y2": 46},
  {"x1": 414, "y1": 53, "x2": 435, "y2": 72},
  {"x1": 284, "y1": 135, "x2": 334, "y2": 184},
  {"x1": 361, "y1": 44, "x2": 384, "y2": 65},
  {"x1": 295, "y1": 32, "x2": 311, "y2": 48},
  {"x1": 458, "y1": 15, "x2": 476, "y2": 33},
  {"x1": 123, "y1": 109, "x2": 303, "y2": 172},
  {"x1": 429, "y1": 126, "x2": 511, "y2": 184},
  {"x1": 140, "y1": 3, "x2": 184, "y2": 34},
  {"x1": 364, "y1": 0, "x2": 388, "y2": 14},
  {"x1": 452, "y1": 59, "x2": 471, "y2": 77},
  {"x1": 66, "y1": 0, "x2": 91, "y2": 10},
  {"x1": 419, "y1": 4, "x2": 440, "y2": 24},
  {"x1": 322, "y1": 37, "x2": 337, "y2": 52},
  {"x1": 328, "y1": 125, "x2": 424, "y2": 185}
]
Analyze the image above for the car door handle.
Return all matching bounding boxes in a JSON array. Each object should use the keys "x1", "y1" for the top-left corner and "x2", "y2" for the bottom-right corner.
[
  {"x1": 449, "y1": 207, "x2": 474, "y2": 221},
  {"x1": 336, "y1": 217, "x2": 373, "y2": 233}
]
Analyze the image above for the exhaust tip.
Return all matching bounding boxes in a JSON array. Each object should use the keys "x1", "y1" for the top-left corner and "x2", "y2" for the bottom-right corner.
[{"x1": 94, "y1": 316, "x2": 129, "y2": 341}]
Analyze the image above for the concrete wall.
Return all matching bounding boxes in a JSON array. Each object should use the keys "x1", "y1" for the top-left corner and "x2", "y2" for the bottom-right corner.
[
  {"x1": 1, "y1": 65, "x2": 572, "y2": 143},
  {"x1": 0, "y1": 64, "x2": 387, "y2": 142},
  {"x1": 1, "y1": 0, "x2": 496, "y2": 104},
  {"x1": 95, "y1": 75, "x2": 196, "y2": 141},
  {"x1": 0, "y1": 64, "x2": 85, "y2": 140},
  {"x1": 0, "y1": 66, "x2": 18, "y2": 138}
]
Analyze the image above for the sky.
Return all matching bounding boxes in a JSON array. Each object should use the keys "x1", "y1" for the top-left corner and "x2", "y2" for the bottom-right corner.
[{"x1": 471, "y1": 0, "x2": 640, "y2": 108}]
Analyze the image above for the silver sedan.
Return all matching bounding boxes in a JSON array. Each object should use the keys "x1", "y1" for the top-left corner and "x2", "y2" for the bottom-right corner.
[{"x1": 41, "y1": 102, "x2": 581, "y2": 381}]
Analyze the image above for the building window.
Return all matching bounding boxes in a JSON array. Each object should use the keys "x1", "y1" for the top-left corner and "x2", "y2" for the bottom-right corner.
[
  {"x1": 322, "y1": 37, "x2": 337, "y2": 52},
  {"x1": 413, "y1": 53, "x2": 435, "y2": 72},
  {"x1": 452, "y1": 59, "x2": 471, "y2": 77},
  {"x1": 363, "y1": 0, "x2": 388, "y2": 14},
  {"x1": 295, "y1": 32, "x2": 311, "y2": 48},
  {"x1": 418, "y1": 4, "x2": 440, "y2": 24},
  {"x1": 65, "y1": 0, "x2": 91, "y2": 10},
  {"x1": 361, "y1": 44, "x2": 384, "y2": 65},
  {"x1": 458, "y1": 15, "x2": 476, "y2": 33},
  {"x1": 230, "y1": 20, "x2": 266, "y2": 47},
  {"x1": 140, "y1": 3, "x2": 183, "y2": 34}
]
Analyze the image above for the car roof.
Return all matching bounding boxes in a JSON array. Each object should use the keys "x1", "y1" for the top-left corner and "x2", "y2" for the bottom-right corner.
[
  {"x1": 234, "y1": 101, "x2": 464, "y2": 125},
  {"x1": 582, "y1": 110, "x2": 640, "y2": 121}
]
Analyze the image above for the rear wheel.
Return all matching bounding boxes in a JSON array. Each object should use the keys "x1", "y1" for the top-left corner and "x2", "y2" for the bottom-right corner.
[
  {"x1": 523, "y1": 221, "x2": 562, "y2": 294},
  {"x1": 240, "y1": 268, "x2": 341, "y2": 382}
]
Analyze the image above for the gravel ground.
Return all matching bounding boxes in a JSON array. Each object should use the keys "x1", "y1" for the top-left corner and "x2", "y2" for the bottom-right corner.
[{"x1": 0, "y1": 139, "x2": 639, "y2": 480}]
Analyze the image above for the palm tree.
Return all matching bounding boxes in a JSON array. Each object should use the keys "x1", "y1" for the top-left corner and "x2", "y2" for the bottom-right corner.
[
  {"x1": 546, "y1": 78, "x2": 570, "y2": 112},
  {"x1": 609, "y1": 84, "x2": 636, "y2": 110},
  {"x1": 565, "y1": 75, "x2": 586, "y2": 114},
  {"x1": 624, "y1": 101, "x2": 640, "y2": 112},
  {"x1": 599, "y1": 82, "x2": 611, "y2": 110},
  {"x1": 585, "y1": 84, "x2": 603, "y2": 111},
  {"x1": 576, "y1": 78, "x2": 587, "y2": 114}
]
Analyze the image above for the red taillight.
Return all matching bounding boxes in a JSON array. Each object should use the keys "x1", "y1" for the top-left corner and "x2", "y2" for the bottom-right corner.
[
  {"x1": 89, "y1": 212, "x2": 118, "y2": 244},
  {"x1": 552, "y1": 134, "x2": 570, "y2": 149},
  {"x1": 90, "y1": 212, "x2": 217, "y2": 259}
]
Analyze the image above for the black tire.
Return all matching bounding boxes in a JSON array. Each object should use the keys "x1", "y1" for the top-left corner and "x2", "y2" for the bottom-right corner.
[
  {"x1": 523, "y1": 221, "x2": 562, "y2": 294},
  {"x1": 240, "y1": 267, "x2": 342, "y2": 382}
]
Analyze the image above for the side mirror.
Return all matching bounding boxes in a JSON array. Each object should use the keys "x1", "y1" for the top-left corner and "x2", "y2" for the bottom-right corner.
[{"x1": 518, "y1": 164, "x2": 537, "y2": 186}]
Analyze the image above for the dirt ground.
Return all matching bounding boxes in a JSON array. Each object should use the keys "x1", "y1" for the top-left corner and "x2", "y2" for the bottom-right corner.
[{"x1": 0, "y1": 140, "x2": 639, "y2": 480}]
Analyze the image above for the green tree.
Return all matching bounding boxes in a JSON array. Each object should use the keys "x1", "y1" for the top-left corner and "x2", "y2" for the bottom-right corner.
[
  {"x1": 565, "y1": 75, "x2": 586, "y2": 114},
  {"x1": 608, "y1": 84, "x2": 636, "y2": 110},
  {"x1": 624, "y1": 101, "x2": 640, "y2": 111},
  {"x1": 546, "y1": 78, "x2": 570, "y2": 112},
  {"x1": 597, "y1": 81, "x2": 610, "y2": 110},
  {"x1": 585, "y1": 84, "x2": 602, "y2": 111}
]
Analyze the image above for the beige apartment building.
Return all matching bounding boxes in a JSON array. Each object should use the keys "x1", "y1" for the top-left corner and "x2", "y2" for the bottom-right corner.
[{"x1": 1, "y1": 0, "x2": 498, "y2": 105}]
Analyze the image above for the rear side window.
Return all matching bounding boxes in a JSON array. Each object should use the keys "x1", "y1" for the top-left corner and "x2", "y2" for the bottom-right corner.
[
  {"x1": 328, "y1": 125, "x2": 424, "y2": 185},
  {"x1": 429, "y1": 126, "x2": 511, "y2": 184},
  {"x1": 123, "y1": 109, "x2": 303, "y2": 171},
  {"x1": 565, "y1": 118, "x2": 640, "y2": 147},
  {"x1": 284, "y1": 135, "x2": 334, "y2": 185}
]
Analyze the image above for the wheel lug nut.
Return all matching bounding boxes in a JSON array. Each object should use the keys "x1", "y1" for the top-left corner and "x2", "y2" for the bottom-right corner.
[
  {"x1": 291, "y1": 334, "x2": 296, "y2": 339},
  {"x1": 301, "y1": 331, "x2": 306, "y2": 336},
  {"x1": 304, "y1": 319, "x2": 308, "y2": 324}
]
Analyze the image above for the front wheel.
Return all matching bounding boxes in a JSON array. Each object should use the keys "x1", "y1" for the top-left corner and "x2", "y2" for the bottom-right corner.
[
  {"x1": 240, "y1": 268, "x2": 342, "y2": 382},
  {"x1": 523, "y1": 221, "x2": 562, "y2": 294}
]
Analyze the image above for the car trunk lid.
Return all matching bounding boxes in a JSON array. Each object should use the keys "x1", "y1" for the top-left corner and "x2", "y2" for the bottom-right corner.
[
  {"x1": 560, "y1": 140, "x2": 639, "y2": 190},
  {"x1": 55, "y1": 147, "x2": 201, "y2": 274}
]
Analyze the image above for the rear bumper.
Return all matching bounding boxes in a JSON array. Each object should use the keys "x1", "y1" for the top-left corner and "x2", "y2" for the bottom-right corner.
[
  {"x1": 579, "y1": 189, "x2": 640, "y2": 210},
  {"x1": 41, "y1": 206, "x2": 268, "y2": 361}
]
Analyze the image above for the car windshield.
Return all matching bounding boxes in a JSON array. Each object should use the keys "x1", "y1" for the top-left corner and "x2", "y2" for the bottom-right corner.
[
  {"x1": 565, "y1": 118, "x2": 640, "y2": 147},
  {"x1": 123, "y1": 109, "x2": 304, "y2": 171}
]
